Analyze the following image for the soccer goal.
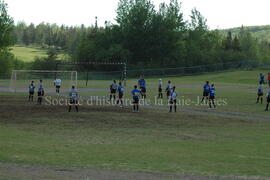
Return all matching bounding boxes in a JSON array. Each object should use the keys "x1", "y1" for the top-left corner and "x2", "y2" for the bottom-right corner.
[{"x1": 9, "y1": 70, "x2": 77, "y2": 93}]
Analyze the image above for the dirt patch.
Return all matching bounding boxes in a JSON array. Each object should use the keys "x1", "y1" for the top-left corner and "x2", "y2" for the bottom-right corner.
[{"x1": 0, "y1": 163, "x2": 268, "y2": 180}]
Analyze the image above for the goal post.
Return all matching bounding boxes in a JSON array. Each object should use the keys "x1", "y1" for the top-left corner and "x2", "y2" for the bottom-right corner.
[
  {"x1": 9, "y1": 70, "x2": 78, "y2": 93},
  {"x1": 56, "y1": 61, "x2": 127, "y2": 86}
]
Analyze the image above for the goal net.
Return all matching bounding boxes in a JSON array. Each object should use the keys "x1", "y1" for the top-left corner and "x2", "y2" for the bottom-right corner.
[{"x1": 9, "y1": 70, "x2": 77, "y2": 93}]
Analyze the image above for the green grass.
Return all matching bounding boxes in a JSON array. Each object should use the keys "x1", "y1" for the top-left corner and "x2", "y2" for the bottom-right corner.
[
  {"x1": 10, "y1": 45, "x2": 47, "y2": 62},
  {"x1": 2, "y1": 69, "x2": 269, "y2": 116},
  {"x1": 1, "y1": 69, "x2": 270, "y2": 178},
  {"x1": 0, "y1": 94, "x2": 270, "y2": 178},
  {"x1": 10, "y1": 45, "x2": 69, "y2": 62}
]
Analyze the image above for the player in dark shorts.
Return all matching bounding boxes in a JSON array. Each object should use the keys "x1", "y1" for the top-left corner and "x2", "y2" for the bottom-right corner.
[
  {"x1": 116, "y1": 82, "x2": 124, "y2": 107},
  {"x1": 69, "y1": 86, "x2": 79, "y2": 112},
  {"x1": 209, "y1": 84, "x2": 216, "y2": 109},
  {"x1": 165, "y1": 80, "x2": 172, "y2": 99},
  {"x1": 54, "y1": 78, "x2": 62, "y2": 94},
  {"x1": 265, "y1": 87, "x2": 270, "y2": 111},
  {"x1": 138, "y1": 75, "x2": 146, "y2": 99},
  {"x1": 110, "y1": 80, "x2": 118, "y2": 102},
  {"x1": 200, "y1": 81, "x2": 210, "y2": 104},
  {"x1": 158, "y1": 79, "x2": 163, "y2": 99},
  {"x1": 37, "y1": 80, "x2": 44, "y2": 105},
  {"x1": 131, "y1": 85, "x2": 141, "y2": 112},
  {"x1": 28, "y1": 81, "x2": 35, "y2": 102},
  {"x1": 169, "y1": 86, "x2": 177, "y2": 113},
  {"x1": 257, "y1": 84, "x2": 264, "y2": 104},
  {"x1": 141, "y1": 86, "x2": 146, "y2": 99}
]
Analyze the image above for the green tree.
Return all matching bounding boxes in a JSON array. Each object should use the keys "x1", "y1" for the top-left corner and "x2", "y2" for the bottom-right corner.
[
  {"x1": 116, "y1": 0, "x2": 155, "y2": 65},
  {"x1": 32, "y1": 49, "x2": 58, "y2": 70},
  {"x1": 232, "y1": 36, "x2": 241, "y2": 51},
  {"x1": 0, "y1": 0, "x2": 14, "y2": 50}
]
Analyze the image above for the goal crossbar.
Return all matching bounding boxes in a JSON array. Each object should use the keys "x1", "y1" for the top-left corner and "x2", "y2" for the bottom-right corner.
[{"x1": 12, "y1": 70, "x2": 77, "y2": 73}]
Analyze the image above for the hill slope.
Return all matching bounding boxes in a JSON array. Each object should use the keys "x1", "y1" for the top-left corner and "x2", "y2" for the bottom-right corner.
[
  {"x1": 10, "y1": 45, "x2": 69, "y2": 62},
  {"x1": 220, "y1": 25, "x2": 270, "y2": 41}
]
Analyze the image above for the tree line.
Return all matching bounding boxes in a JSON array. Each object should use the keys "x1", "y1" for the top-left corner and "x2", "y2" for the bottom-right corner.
[
  {"x1": 73, "y1": 0, "x2": 270, "y2": 70},
  {"x1": 1, "y1": 0, "x2": 270, "y2": 74},
  {"x1": 13, "y1": 22, "x2": 94, "y2": 55}
]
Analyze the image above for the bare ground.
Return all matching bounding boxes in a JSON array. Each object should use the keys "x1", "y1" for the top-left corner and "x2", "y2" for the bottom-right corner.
[{"x1": 0, "y1": 163, "x2": 269, "y2": 180}]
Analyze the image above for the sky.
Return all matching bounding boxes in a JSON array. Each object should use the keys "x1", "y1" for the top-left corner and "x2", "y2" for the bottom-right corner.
[{"x1": 4, "y1": 0, "x2": 270, "y2": 29}]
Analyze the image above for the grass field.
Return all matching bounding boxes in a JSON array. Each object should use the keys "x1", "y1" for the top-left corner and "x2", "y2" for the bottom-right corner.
[
  {"x1": 10, "y1": 45, "x2": 68, "y2": 62},
  {"x1": 0, "y1": 69, "x2": 270, "y2": 179}
]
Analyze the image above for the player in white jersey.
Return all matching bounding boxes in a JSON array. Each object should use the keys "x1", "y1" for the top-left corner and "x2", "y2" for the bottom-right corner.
[
  {"x1": 110, "y1": 80, "x2": 118, "y2": 102},
  {"x1": 69, "y1": 86, "x2": 79, "y2": 112},
  {"x1": 54, "y1": 78, "x2": 62, "y2": 94},
  {"x1": 265, "y1": 87, "x2": 270, "y2": 111},
  {"x1": 169, "y1": 86, "x2": 177, "y2": 112},
  {"x1": 257, "y1": 84, "x2": 264, "y2": 104}
]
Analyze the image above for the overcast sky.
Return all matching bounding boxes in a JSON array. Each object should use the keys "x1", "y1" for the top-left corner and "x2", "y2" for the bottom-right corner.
[{"x1": 4, "y1": 0, "x2": 270, "y2": 29}]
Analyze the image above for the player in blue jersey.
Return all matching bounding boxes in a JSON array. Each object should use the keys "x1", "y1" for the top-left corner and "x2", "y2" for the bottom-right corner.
[
  {"x1": 138, "y1": 75, "x2": 146, "y2": 99},
  {"x1": 37, "y1": 79, "x2": 44, "y2": 105},
  {"x1": 158, "y1": 79, "x2": 163, "y2": 99},
  {"x1": 169, "y1": 86, "x2": 177, "y2": 112},
  {"x1": 131, "y1": 85, "x2": 142, "y2": 112},
  {"x1": 257, "y1": 84, "x2": 264, "y2": 104},
  {"x1": 259, "y1": 73, "x2": 265, "y2": 84},
  {"x1": 209, "y1": 84, "x2": 216, "y2": 109},
  {"x1": 165, "y1": 80, "x2": 172, "y2": 99},
  {"x1": 116, "y1": 82, "x2": 124, "y2": 107},
  {"x1": 69, "y1": 86, "x2": 79, "y2": 112},
  {"x1": 200, "y1": 81, "x2": 210, "y2": 104},
  {"x1": 28, "y1": 81, "x2": 35, "y2": 101},
  {"x1": 110, "y1": 80, "x2": 118, "y2": 102}
]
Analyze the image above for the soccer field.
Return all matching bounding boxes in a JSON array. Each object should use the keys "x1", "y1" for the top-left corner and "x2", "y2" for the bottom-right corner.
[{"x1": 0, "y1": 70, "x2": 270, "y2": 179}]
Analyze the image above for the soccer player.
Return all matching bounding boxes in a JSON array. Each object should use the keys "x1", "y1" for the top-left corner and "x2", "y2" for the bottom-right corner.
[
  {"x1": 138, "y1": 75, "x2": 146, "y2": 99},
  {"x1": 257, "y1": 83, "x2": 264, "y2": 104},
  {"x1": 169, "y1": 86, "x2": 177, "y2": 113},
  {"x1": 200, "y1": 81, "x2": 210, "y2": 104},
  {"x1": 158, "y1": 79, "x2": 163, "y2": 99},
  {"x1": 117, "y1": 82, "x2": 124, "y2": 107},
  {"x1": 110, "y1": 80, "x2": 118, "y2": 101},
  {"x1": 131, "y1": 85, "x2": 141, "y2": 112},
  {"x1": 265, "y1": 86, "x2": 270, "y2": 111},
  {"x1": 69, "y1": 86, "x2": 79, "y2": 112},
  {"x1": 28, "y1": 81, "x2": 35, "y2": 102},
  {"x1": 54, "y1": 78, "x2": 62, "y2": 94},
  {"x1": 267, "y1": 73, "x2": 270, "y2": 86},
  {"x1": 209, "y1": 84, "x2": 216, "y2": 109},
  {"x1": 259, "y1": 73, "x2": 265, "y2": 84},
  {"x1": 37, "y1": 80, "x2": 44, "y2": 105},
  {"x1": 165, "y1": 80, "x2": 172, "y2": 99}
]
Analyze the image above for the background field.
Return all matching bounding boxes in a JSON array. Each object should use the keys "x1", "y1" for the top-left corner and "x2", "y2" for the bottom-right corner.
[
  {"x1": 10, "y1": 45, "x2": 68, "y2": 62},
  {"x1": 0, "y1": 70, "x2": 270, "y2": 179}
]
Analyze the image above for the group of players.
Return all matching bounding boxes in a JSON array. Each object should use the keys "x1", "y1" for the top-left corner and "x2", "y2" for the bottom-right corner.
[
  {"x1": 109, "y1": 75, "x2": 216, "y2": 113},
  {"x1": 28, "y1": 78, "x2": 79, "y2": 112},
  {"x1": 257, "y1": 73, "x2": 270, "y2": 111},
  {"x1": 28, "y1": 79, "x2": 44, "y2": 105},
  {"x1": 27, "y1": 72, "x2": 270, "y2": 113},
  {"x1": 109, "y1": 76, "x2": 179, "y2": 112}
]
